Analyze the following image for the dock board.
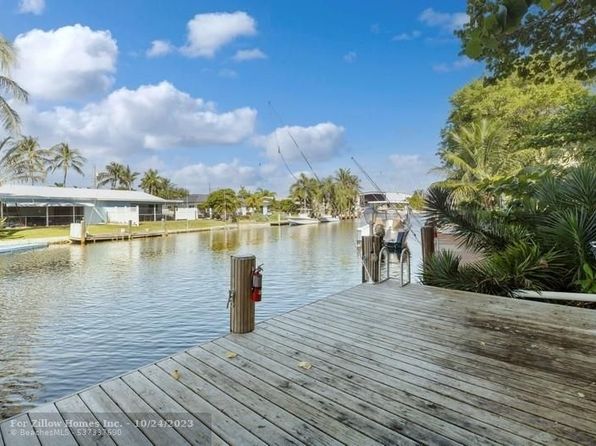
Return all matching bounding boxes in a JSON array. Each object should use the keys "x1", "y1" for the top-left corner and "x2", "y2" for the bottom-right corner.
[{"x1": 1, "y1": 281, "x2": 595, "y2": 445}]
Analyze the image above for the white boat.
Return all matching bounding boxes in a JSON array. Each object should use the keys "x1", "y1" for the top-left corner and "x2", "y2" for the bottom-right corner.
[
  {"x1": 288, "y1": 210, "x2": 319, "y2": 226},
  {"x1": 319, "y1": 215, "x2": 340, "y2": 223},
  {"x1": 356, "y1": 191, "x2": 411, "y2": 248}
]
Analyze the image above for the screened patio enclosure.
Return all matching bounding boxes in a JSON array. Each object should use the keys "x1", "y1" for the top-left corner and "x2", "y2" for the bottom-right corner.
[{"x1": 0, "y1": 185, "x2": 169, "y2": 227}]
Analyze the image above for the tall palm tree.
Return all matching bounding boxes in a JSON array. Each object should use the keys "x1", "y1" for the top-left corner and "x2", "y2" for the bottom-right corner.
[
  {"x1": 0, "y1": 35, "x2": 28, "y2": 133},
  {"x1": 140, "y1": 169, "x2": 163, "y2": 195},
  {"x1": 49, "y1": 143, "x2": 86, "y2": 186},
  {"x1": 290, "y1": 173, "x2": 314, "y2": 209},
  {"x1": 334, "y1": 168, "x2": 360, "y2": 217},
  {"x1": 97, "y1": 162, "x2": 125, "y2": 189},
  {"x1": 3, "y1": 136, "x2": 49, "y2": 184},
  {"x1": 118, "y1": 165, "x2": 139, "y2": 190}
]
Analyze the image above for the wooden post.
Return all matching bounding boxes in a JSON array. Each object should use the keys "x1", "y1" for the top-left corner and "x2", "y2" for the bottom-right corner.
[
  {"x1": 128, "y1": 219, "x2": 132, "y2": 241},
  {"x1": 80, "y1": 218, "x2": 87, "y2": 246},
  {"x1": 421, "y1": 225, "x2": 435, "y2": 264},
  {"x1": 162, "y1": 217, "x2": 167, "y2": 237},
  {"x1": 229, "y1": 255, "x2": 256, "y2": 333},
  {"x1": 361, "y1": 235, "x2": 382, "y2": 283}
]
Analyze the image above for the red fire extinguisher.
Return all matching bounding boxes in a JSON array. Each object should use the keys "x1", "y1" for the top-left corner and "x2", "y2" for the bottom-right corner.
[{"x1": 251, "y1": 264, "x2": 264, "y2": 302}]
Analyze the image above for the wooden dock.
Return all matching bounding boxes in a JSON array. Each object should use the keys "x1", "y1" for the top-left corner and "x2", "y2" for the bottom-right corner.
[{"x1": 1, "y1": 280, "x2": 595, "y2": 445}]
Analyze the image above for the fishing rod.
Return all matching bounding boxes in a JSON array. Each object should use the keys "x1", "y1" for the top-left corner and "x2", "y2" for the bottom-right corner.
[{"x1": 268, "y1": 100, "x2": 320, "y2": 182}]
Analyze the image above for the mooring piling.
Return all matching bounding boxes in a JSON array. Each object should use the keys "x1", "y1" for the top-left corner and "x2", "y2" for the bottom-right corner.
[{"x1": 229, "y1": 254, "x2": 256, "y2": 333}]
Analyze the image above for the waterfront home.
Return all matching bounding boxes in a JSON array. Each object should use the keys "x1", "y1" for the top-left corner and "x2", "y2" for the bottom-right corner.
[{"x1": 0, "y1": 184, "x2": 168, "y2": 226}]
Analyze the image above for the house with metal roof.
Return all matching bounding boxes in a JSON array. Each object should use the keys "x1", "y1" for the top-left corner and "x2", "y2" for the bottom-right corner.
[{"x1": 0, "y1": 184, "x2": 168, "y2": 226}]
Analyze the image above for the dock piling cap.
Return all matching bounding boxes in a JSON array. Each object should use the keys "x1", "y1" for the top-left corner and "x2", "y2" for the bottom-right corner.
[{"x1": 232, "y1": 254, "x2": 256, "y2": 260}]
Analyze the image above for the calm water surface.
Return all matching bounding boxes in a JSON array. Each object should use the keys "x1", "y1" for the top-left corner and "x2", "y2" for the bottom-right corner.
[{"x1": 0, "y1": 221, "x2": 421, "y2": 419}]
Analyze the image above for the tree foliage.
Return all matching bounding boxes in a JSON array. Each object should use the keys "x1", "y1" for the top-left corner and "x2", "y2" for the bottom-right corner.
[
  {"x1": 0, "y1": 35, "x2": 28, "y2": 133},
  {"x1": 459, "y1": 0, "x2": 596, "y2": 81},
  {"x1": 289, "y1": 168, "x2": 360, "y2": 217},
  {"x1": 49, "y1": 143, "x2": 86, "y2": 186},
  {"x1": 422, "y1": 166, "x2": 596, "y2": 299},
  {"x1": 138, "y1": 169, "x2": 188, "y2": 199},
  {"x1": 1, "y1": 136, "x2": 49, "y2": 184},
  {"x1": 203, "y1": 188, "x2": 239, "y2": 219},
  {"x1": 438, "y1": 72, "x2": 593, "y2": 195}
]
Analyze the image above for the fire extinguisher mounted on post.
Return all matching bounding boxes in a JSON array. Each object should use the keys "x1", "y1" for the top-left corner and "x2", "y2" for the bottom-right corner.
[{"x1": 251, "y1": 264, "x2": 264, "y2": 302}]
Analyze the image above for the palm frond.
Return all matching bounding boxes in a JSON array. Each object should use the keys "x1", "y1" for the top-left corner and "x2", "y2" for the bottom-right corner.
[{"x1": 0, "y1": 75, "x2": 29, "y2": 102}]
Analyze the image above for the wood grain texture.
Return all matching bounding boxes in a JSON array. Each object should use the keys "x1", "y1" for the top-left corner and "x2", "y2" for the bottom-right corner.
[{"x1": 1, "y1": 281, "x2": 595, "y2": 445}]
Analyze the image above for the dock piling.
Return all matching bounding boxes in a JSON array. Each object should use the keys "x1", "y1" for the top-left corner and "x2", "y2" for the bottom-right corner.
[
  {"x1": 421, "y1": 225, "x2": 435, "y2": 264},
  {"x1": 229, "y1": 254, "x2": 256, "y2": 333},
  {"x1": 361, "y1": 235, "x2": 382, "y2": 283}
]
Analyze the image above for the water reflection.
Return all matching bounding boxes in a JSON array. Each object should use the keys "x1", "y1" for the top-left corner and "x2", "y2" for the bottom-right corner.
[{"x1": 0, "y1": 221, "x2": 421, "y2": 419}]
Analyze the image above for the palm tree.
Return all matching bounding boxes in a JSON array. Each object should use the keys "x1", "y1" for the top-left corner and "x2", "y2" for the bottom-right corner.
[
  {"x1": 97, "y1": 162, "x2": 125, "y2": 189},
  {"x1": 334, "y1": 168, "x2": 360, "y2": 217},
  {"x1": 3, "y1": 136, "x2": 49, "y2": 184},
  {"x1": 119, "y1": 165, "x2": 139, "y2": 190},
  {"x1": 140, "y1": 169, "x2": 163, "y2": 195},
  {"x1": 0, "y1": 35, "x2": 28, "y2": 133},
  {"x1": 437, "y1": 119, "x2": 535, "y2": 201},
  {"x1": 290, "y1": 173, "x2": 315, "y2": 210},
  {"x1": 49, "y1": 143, "x2": 86, "y2": 186}
]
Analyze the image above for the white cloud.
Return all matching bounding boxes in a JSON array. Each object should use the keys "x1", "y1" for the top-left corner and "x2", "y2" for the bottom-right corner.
[
  {"x1": 18, "y1": 0, "x2": 44, "y2": 15},
  {"x1": 392, "y1": 30, "x2": 421, "y2": 41},
  {"x1": 17, "y1": 81, "x2": 257, "y2": 157},
  {"x1": 370, "y1": 24, "x2": 381, "y2": 34},
  {"x1": 13, "y1": 25, "x2": 118, "y2": 101},
  {"x1": 419, "y1": 8, "x2": 468, "y2": 32},
  {"x1": 388, "y1": 154, "x2": 442, "y2": 192},
  {"x1": 343, "y1": 51, "x2": 357, "y2": 63},
  {"x1": 432, "y1": 57, "x2": 476, "y2": 73},
  {"x1": 171, "y1": 159, "x2": 260, "y2": 191},
  {"x1": 180, "y1": 11, "x2": 257, "y2": 58},
  {"x1": 146, "y1": 40, "x2": 174, "y2": 58},
  {"x1": 256, "y1": 122, "x2": 345, "y2": 163},
  {"x1": 233, "y1": 48, "x2": 267, "y2": 61}
]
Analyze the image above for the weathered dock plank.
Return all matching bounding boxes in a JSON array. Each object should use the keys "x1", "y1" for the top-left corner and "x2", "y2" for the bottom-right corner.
[{"x1": 1, "y1": 281, "x2": 595, "y2": 445}]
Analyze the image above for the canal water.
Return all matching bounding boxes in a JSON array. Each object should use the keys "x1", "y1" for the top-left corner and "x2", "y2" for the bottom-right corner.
[{"x1": 0, "y1": 221, "x2": 422, "y2": 419}]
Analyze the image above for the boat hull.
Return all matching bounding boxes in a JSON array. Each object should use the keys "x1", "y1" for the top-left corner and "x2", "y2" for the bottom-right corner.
[
  {"x1": 319, "y1": 216, "x2": 340, "y2": 223},
  {"x1": 288, "y1": 218, "x2": 319, "y2": 226}
]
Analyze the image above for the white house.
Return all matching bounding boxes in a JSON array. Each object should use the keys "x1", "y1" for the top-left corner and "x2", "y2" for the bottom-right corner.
[{"x1": 0, "y1": 185, "x2": 169, "y2": 226}]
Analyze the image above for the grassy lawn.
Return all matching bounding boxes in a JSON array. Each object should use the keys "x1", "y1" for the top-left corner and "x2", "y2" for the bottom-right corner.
[{"x1": 0, "y1": 219, "x2": 223, "y2": 241}]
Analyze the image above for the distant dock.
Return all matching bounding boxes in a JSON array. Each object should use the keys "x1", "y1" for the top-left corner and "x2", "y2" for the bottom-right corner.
[{"x1": 1, "y1": 280, "x2": 595, "y2": 445}]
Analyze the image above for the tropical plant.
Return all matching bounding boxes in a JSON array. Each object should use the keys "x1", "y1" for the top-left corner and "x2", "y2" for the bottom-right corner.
[
  {"x1": 440, "y1": 73, "x2": 590, "y2": 170},
  {"x1": 407, "y1": 190, "x2": 425, "y2": 211},
  {"x1": 49, "y1": 143, "x2": 86, "y2": 186},
  {"x1": 0, "y1": 35, "x2": 28, "y2": 133},
  {"x1": 203, "y1": 188, "x2": 239, "y2": 220},
  {"x1": 437, "y1": 119, "x2": 535, "y2": 201},
  {"x1": 139, "y1": 169, "x2": 162, "y2": 196},
  {"x1": 290, "y1": 173, "x2": 315, "y2": 209},
  {"x1": 97, "y1": 162, "x2": 125, "y2": 189},
  {"x1": 2, "y1": 136, "x2": 49, "y2": 184},
  {"x1": 118, "y1": 165, "x2": 139, "y2": 190},
  {"x1": 422, "y1": 166, "x2": 596, "y2": 300}
]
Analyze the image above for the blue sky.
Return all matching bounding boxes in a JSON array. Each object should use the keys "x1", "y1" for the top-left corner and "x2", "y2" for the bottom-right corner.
[{"x1": 0, "y1": 0, "x2": 482, "y2": 194}]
